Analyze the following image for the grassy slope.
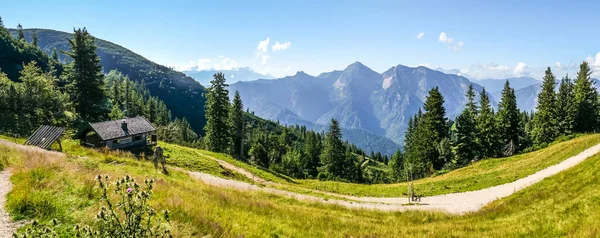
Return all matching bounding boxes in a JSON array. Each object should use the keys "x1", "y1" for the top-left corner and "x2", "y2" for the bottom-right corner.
[
  {"x1": 3, "y1": 137, "x2": 600, "y2": 237},
  {"x1": 294, "y1": 134, "x2": 600, "y2": 197},
  {"x1": 154, "y1": 134, "x2": 600, "y2": 198}
]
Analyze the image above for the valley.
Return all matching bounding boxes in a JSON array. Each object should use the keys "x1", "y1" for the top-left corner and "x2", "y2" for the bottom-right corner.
[{"x1": 2, "y1": 4, "x2": 600, "y2": 236}]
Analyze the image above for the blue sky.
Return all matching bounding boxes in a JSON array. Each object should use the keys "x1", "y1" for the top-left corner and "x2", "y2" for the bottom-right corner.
[{"x1": 2, "y1": 0, "x2": 600, "y2": 80}]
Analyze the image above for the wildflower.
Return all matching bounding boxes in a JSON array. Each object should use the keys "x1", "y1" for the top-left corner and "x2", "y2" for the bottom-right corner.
[{"x1": 127, "y1": 187, "x2": 133, "y2": 193}]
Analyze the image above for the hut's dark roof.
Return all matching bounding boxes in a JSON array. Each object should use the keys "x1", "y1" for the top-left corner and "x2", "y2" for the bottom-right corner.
[
  {"x1": 25, "y1": 125, "x2": 64, "y2": 150},
  {"x1": 89, "y1": 116, "x2": 156, "y2": 141}
]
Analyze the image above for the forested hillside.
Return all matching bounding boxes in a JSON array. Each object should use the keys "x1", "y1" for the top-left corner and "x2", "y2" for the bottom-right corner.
[
  {"x1": 403, "y1": 64, "x2": 599, "y2": 178},
  {"x1": 7, "y1": 28, "x2": 207, "y2": 133}
]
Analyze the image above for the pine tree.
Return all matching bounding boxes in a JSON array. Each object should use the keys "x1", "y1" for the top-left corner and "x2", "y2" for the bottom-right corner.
[
  {"x1": 573, "y1": 61, "x2": 599, "y2": 133},
  {"x1": 204, "y1": 72, "x2": 231, "y2": 153},
  {"x1": 319, "y1": 119, "x2": 351, "y2": 180},
  {"x1": 452, "y1": 85, "x2": 478, "y2": 165},
  {"x1": 64, "y1": 28, "x2": 108, "y2": 122},
  {"x1": 17, "y1": 24, "x2": 25, "y2": 41},
  {"x1": 496, "y1": 81, "x2": 520, "y2": 156},
  {"x1": 51, "y1": 48, "x2": 59, "y2": 62},
  {"x1": 111, "y1": 77, "x2": 121, "y2": 105},
  {"x1": 557, "y1": 74, "x2": 575, "y2": 135},
  {"x1": 388, "y1": 149, "x2": 404, "y2": 182},
  {"x1": 109, "y1": 104, "x2": 124, "y2": 120},
  {"x1": 0, "y1": 16, "x2": 4, "y2": 28},
  {"x1": 532, "y1": 67, "x2": 558, "y2": 145},
  {"x1": 32, "y1": 30, "x2": 38, "y2": 47},
  {"x1": 303, "y1": 132, "x2": 321, "y2": 177},
  {"x1": 124, "y1": 78, "x2": 131, "y2": 115},
  {"x1": 229, "y1": 91, "x2": 245, "y2": 160},
  {"x1": 421, "y1": 87, "x2": 448, "y2": 170},
  {"x1": 476, "y1": 88, "x2": 499, "y2": 158},
  {"x1": 249, "y1": 130, "x2": 269, "y2": 167}
]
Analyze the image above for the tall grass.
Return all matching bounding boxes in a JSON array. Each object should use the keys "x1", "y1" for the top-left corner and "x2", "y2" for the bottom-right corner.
[{"x1": 3, "y1": 135, "x2": 600, "y2": 237}]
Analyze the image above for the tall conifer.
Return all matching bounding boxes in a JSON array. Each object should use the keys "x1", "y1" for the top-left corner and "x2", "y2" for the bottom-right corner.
[
  {"x1": 476, "y1": 88, "x2": 499, "y2": 158},
  {"x1": 17, "y1": 24, "x2": 25, "y2": 40},
  {"x1": 32, "y1": 30, "x2": 38, "y2": 46},
  {"x1": 557, "y1": 74, "x2": 575, "y2": 135},
  {"x1": 573, "y1": 61, "x2": 599, "y2": 133},
  {"x1": 204, "y1": 72, "x2": 231, "y2": 153},
  {"x1": 532, "y1": 67, "x2": 558, "y2": 144},
  {"x1": 496, "y1": 81, "x2": 520, "y2": 156},
  {"x1": 64, "y1": 28, "x2": 108, "y2": 122},
  {"x1": 452, "y1": 85, "x2": 478, "y2": 165},
  {"x1": 229, "y1": 91, "x2": 245, "y2": 160}
]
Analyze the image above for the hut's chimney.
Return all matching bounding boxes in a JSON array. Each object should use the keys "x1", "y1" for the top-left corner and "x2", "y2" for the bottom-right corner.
[{"x1": 121, "y1": 119, "x2": 128, "y2": 131}]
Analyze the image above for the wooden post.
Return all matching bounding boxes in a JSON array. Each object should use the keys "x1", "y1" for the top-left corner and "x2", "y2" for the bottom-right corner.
[{"x1": 57, "y1": 138, "x2": 63, "y2": 151}]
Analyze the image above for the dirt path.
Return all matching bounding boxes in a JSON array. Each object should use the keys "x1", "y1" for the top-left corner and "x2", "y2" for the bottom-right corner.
[
  {"x1": 191, "y1": 143, "x2": 600, "y2": 214},
  {"x1": 0, "y1": 170, "x2": 17, "y2": 237},
  {"x1": 196, "y1": 152, "x2": 270, "y2": 184}
]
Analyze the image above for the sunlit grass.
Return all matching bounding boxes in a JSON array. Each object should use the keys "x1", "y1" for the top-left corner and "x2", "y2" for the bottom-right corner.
[{"x1": 3, "y1": 137, "x2": 600, "y2": 237}]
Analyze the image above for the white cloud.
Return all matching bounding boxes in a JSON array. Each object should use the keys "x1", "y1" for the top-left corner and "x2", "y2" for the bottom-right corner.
[
  {"x1": 555, "y1": 62, "x2": 563, "y2": 70},
  {"x1": 586, "y1": 52, "x2": 600, "y2": 77},
  {"x1": 255, "y1": 37, "x2": 273, "y2": 64},
  {"x1": 172, "y1": 57, "x2": 239, "y2": 71},
  {"x1": 513, "y1": 62, "x2": 530, "y2": 76},
  {"x1": 416, "y1": 32, "x2": 425, "y2": 39},
  {"x1": 459, "y1": 62, "x2": 511, "y2": 79},
  {"x1": 438, "y1": 32, "x2": 463, "y2": 51},
  {"x1": 272, "y1": 41, "x2": 291, "y2": 51},
  {"x1": 284, "y1": 66, "x2": 292, "y2": 72},
  {"x1": 256, "y1": 37, "x2": 270, "y2": 55}
]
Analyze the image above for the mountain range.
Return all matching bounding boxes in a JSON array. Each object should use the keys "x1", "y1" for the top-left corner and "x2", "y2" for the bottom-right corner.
[
  {"x1": 229, "y1": 62, "x2": 492, "y2": 149},
  {"x1": 13, "y1": 28, "x2": 582, "y2": 155},
  {"x1": 183, "y1": 67, "x2": 274, "y2": 87},
  {"x1": 474, "y1": 77, "x2": 541, "y2": 92}
]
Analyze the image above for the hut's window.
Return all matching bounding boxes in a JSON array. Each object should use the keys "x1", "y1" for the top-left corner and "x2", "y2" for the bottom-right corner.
[
  {"x1": 133, "y1": 136, "x2": 141, "y2": 141},
  {"x1": 113, "y1": 139, "x2": 120, "y2": 144}
]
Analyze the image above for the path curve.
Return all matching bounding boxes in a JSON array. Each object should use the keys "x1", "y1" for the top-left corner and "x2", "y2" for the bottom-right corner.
[
  {"x1": 191, "y1": 143, "x2": 600, "y2": 214},
  {"x1": 0, "y1": 170, "x2": 17, "y2": 237}
]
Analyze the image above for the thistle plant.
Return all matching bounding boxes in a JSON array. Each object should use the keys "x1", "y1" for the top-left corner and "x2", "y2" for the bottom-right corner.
[{"x1": 14, "y1": 175, "x2": 172, "y2": 238}]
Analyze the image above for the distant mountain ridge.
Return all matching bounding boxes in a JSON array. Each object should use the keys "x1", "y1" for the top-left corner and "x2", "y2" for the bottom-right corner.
[
  {"x1": 230, "y1": 62, "x2": 492, "y2": 150},
  {"x1": 183, "y1": 67, "x2": 274, "y2": 86},
  {"x1": 508, "y1": 78, "x2": 600, "y2": 112},
  {"x1": 474, "y1": 77, "x2": 541, "y2": 92}
]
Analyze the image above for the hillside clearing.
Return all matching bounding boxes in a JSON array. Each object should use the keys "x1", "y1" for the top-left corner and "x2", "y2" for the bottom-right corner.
[{"x1": 3, "y1": 138, "x2": 600, "y2": 236}]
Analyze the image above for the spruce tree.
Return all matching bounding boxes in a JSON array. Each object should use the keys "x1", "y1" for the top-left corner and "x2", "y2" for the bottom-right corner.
[
  {"x1": 17, "y1": 24, "x2": 25, "y2": 40},
  {"x1": 476, "y1": 88, "x2": 499, "y2": 158},
  {"x1": 388, "y1": 149, "x2": 404, "y2": 182},
  {"x1": 51, "y1": 48, "x2": 59, "y2": 62},
  {"x1": 303, "y1": 132, "x2": 321, "y2": 177},
  {"x1": 204, "y1": 72, "x2": 231, "y2": 153},
  {"x1": 496, "y1": 81, "x2": 520, "y2": 156},
  {"x1": 32, "y1": 30, "x2": 38, "y2": 46},
  {"x1": 319, "y1": 119, "x2": 350, "y2": 180},
  {"x1": 532, "y1": 67, "x2": 558, "y2": 145},
  {"x1": 421, "y1": 87, "x2": 448, "y2": 170},
  {"x1": 452, "y1": 85, "x2": 478, "y2": 165},
  {"x1": 557, "y1": 74, "x2": 575, "y2": 135},
  {"x1": 573, "y1": 61, "x2": 599, "y2": 133},
  {"x1": 64, "y1": 28, "x2": 108, "y2": 122},
  {"x1": 0, "y1": 16, "x2": 4, "y2": 28},
  {"x1": 229, "y1": 90, "x2": 245, "y2": 160}
]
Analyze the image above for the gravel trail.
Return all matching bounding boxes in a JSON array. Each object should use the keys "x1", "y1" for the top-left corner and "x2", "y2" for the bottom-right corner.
[
  {"x1": 191, "y1": 143, "x2": 600, "y2": 214},
  {"x1": 0, "y1": 170, "x2": 16, "y2": 237}
]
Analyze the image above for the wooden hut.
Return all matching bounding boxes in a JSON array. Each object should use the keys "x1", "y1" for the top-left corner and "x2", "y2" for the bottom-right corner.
[{"x1": 76, "y1": 116, "x2": 157, "y2": 149}]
